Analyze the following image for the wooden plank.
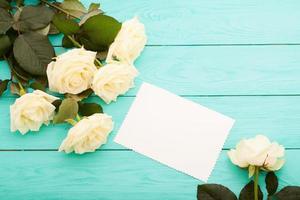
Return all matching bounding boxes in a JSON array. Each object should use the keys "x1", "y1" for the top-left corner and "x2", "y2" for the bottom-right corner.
[
  {"x1": 1, "y1": 96, "x2": 300, "y2": 149},
  {"x1": 22, "y1": 0, "x2": 300, "y2": 45},
  {"x1": 2, "y1": 45, "x2": 300, "y2": 96},
  {"x1": 0, "y1": 150, "x2": 298, "y2": 199}
]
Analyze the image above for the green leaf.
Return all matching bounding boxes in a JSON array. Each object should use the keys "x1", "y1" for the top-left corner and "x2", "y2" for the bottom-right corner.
[
  {"x1": 0, "y1": 7, "x2": 13, "y2": 34},
  {"x1": 52, "y1": 99, "x2": 62, "y2": 112},
  {"x1": 78, "y1": 102, "x2": 103, "y2": 117},
  {"x1": 274, "y1": 186, "x2": 300, "y2": 200},
  {"x1": 79, "y1": 9, "x2": 102, "y2": 26},
  {"x1": 88, "y1": 3, "x2": 100, "y2": 12},
  {"x1": 266, "y1": 172, "x2": 278, "y2": 196},
  {"x1": 0, "y1": 34, "x2": 11, "y2": 57},
  {"x1": 0, "y1": 79, "x2": 9, "y2": 96},
  {"x1": 14, "y1": 5, "x2": 54, "y2": 32},
  {"x1": 59, "y1": 0, "x2": 86, "y2": 18},
  {"x1": 197, "y1": 184, "x2": 237, "y2": 200},
  {"x1": 29, "y1": 81, "x2": 46, "y2": 92},
  {"x1": 79, "y1": 14, "x2": 121, "y2": 51},
  {"x1": 62, "y1": 35, "x2": 74, "y2": 48},
  {"x1": 239, "y1": 180, "x2": 263, "y2": 200},
  {"x1": 65, "y1": 88, "x2": 93, "y2": 101},
  {"x1": 52, "y1": 13, "x2": 79, "y2": 35},
  {"x1": 0, "y1": 0, "x2": 10, "y2": 9},
  {"x1": 13, "y1": 32, "x2": 55, "y2": 76},
  {"x1": 53, "y1": 98, "x2": 78, "y2": 124}
]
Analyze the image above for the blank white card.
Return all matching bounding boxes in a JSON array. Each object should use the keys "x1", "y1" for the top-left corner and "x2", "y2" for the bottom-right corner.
[{"x1": 114, "y1": 83, "x2": 235, "y2": 182}]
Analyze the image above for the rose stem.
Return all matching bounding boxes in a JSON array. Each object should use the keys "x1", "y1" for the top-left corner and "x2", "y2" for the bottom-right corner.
[
  {"x1": 67, "y1": 36, "x2": 81, "y2": 48},
  {"x1": 40, "y1": 0, "x2": 80, "y2": 20},
  {"x1": 254, "y1": 167, "x2": 259, "y2": 200},
  {"x1": 67, "y1": 35, "x2": 103, "y2": 67}
]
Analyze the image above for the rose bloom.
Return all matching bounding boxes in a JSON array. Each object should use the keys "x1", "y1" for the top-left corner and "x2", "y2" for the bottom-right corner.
[
  {"x1": 92, "y1": 62, "x2": 138, "y2": 104},
  {"x1": 10, "y1": 90, "x2": 58, "y2": 134},
  {"x1": 106, "y1": 17, "x2": 147, "y2": 64},
  {"x1": 59, "y1": 113, "x2": 114, "y2": 154},
  {"x1": 47, "y1": 48, "x2": 98, "y2": 94},
  {"x1": 228, "y1": 135, "x2": 285, "y2": 176}
]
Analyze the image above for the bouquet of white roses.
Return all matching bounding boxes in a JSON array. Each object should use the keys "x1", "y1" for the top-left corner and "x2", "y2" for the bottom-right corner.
[{"x1": 0, "y1": 0, "x2": 146, "y2": 154}]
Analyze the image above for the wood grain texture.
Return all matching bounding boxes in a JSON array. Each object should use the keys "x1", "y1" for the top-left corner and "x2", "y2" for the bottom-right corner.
[
  {"x1": 2, "y1": 45, "x2": 300, "y2": 96},
  {"x1": 22, "y1": 0, "x2": 300, "y2": 45},
  {"x1": 1, "y1": 96, "x2": 300, "y2": 149},
  {"x1": 0, "y1": 150, "x2": 298, "y2": 200},
  {"x1": 1, "y1": 1, "x2": 299, "y2": 199}
]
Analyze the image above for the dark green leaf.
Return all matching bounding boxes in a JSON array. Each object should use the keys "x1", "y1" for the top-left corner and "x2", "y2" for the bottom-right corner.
[
  {"x1": 266, "y1": 172, "x2": 278, "y2": 196},
  {"x1": 78, "y1": 102, "x2": 103, "y2": 116},
  {"x1": 197, "y1": 184, "x2": 237, "y2": 200},
  {"x1": 0, "y1": 7, "x2": 12, "y2": 34},
  {"x1": 14, "y1": 5, "x2": 54, "y2": 32},
  {"x1": 77, "y1": 36, "x2": 100, "y2": 51},
  {"x1": 274, "y1": 186, "x2": 300, "y2": 200},
  {"x1": 79, "y1": 14, "x2": 121, "y2": 51},
  {"x1": 6, "y1": 28, "x2": 18, "y2": 44},
  {"x1": 35, "y1": 24, "x2": 50, "y2": 36},
  {"x1": 59, "y1": 0, "x2": 86, "y2": 18},
  {"x1": 29, "y1": 81, "x2": 46, "y2": 91},
  {"x1": 13, "y1": 32, "x2": 55, "y2": 76},
  {"x1": 0, "y1": 0, "x2": 10, "y2": 9},
  {"x1": 7, "y1": 54, "x2": 32, "y2": 81},
  {"x1": 52, "y1": 13, "x2": 79, "y2": 35},
  {"x1": 53, "y1": 98, "x2": 78, "y2": 124},
  {"x1": 16, "y1": 0, "x2": 24, "y2": 7},
  {"x1": 52, "y1": 99, "x2": 62, "y2": 112},
  {"x1": 62, "y1": 35, "x2": 74, "y2": 48},
  {"x1": 0, "y1": 79, "x2": 9, "y2": 96},
  {"x1": 0, "y1": 34, "x2": 11, "y2": 57},
  {"x1": 239, "y1": 180, "x2": 263, "y2": 200}
]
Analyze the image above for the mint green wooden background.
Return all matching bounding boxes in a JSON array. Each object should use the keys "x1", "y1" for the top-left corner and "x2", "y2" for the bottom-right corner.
[{"x1": 0, "y1": 0, "x2": 300, "y2": 199}]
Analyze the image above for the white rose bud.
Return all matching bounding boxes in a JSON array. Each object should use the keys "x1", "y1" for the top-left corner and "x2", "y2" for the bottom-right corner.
[
  {"x1": 10, "y1": 90, "x2": 58, "y2": 134},
  {"x1": 59, "y1": 113, "x2": 114, "y2": 154},
  {"x1": 106, "y1": 17, "x2": 147, "y2": 64},
  {"x1": 92, "y1": 62, "x2": 138, "y2": 104},
  {"x1": 47, "y1": 48, "x2": 98, "y2": 94},
  {"x1": 228, "y1": 135, "x2": 285, "y2": 176}
]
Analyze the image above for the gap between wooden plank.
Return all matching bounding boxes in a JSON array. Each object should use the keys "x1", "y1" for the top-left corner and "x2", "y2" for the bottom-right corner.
[
  {"x1": 0, "y1": 148, "x2": 298, "y2": 152},
  {"x1": 3, "y1": 94, "x2": 300, "y2": 99},
  {"x1": 52, "y1": 43, "x2": 300, "y2": 47}
]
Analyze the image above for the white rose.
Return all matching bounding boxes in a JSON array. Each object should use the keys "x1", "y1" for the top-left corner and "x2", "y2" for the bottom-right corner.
[
  {"x1": 106, "y1": 17, "x2": 147, "y2": 64},
  {"x1": 59, "y1": 113, "x2": 114, "y2": 154},
  {"x1": 228, "y1": 135, "x2": 285, "y2": 176},
  {"x1": 92, "y1": 62, "x2": 138, "y2": 104},
  {"x1": 47, "y1": 48, "x2": 98, "y2": 94},
  {"x1": 10, "y1": 90, "x2": 58, "y2": 135}
]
